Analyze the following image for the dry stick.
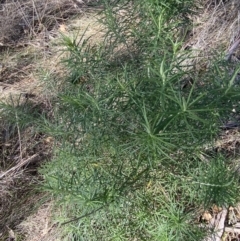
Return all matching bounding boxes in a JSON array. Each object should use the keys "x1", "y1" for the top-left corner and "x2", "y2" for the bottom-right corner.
[
  {"x1": 0, "y1": 82, "x2": 14, "y2": 88},
  {"x1": 225, "y1": 37, "x2": 240, "y2": 61},
  {"x1": 204, "y1": 207, "x2": 228, "y2": 241},
  {"x1": 31, "y1": 0, "x2": 42, "y2": 28},
  {"x1": 214, "y1": 207, "x2": 228, "y2": 241},
  {"x1": 0, "y1": 154, "x2": 39, "y2": 179},
  {"x1": 61, "y1": 205, "x2": 105, "y2": 226},
  {"x1": 15, "y1": 111, "x2": 23, "y2": 162},
  {"x1": 225, "y1": 226, "x2": 240, "y2": 233},
  {"x1": 15, "y1": 0, "x2": 32, "y2": 33}
]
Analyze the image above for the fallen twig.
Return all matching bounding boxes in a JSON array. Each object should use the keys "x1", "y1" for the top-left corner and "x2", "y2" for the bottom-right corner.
[
  {"x1": 61, "y1": 205, "x2": 105, "y2": 226},
  {"x1": 225, "y1": 37, "x2": 240, "y2": 61},
  {"x1": 204, "y1": 207, "x2": 228, "y2": 241},
  {"x1": 0, "y1": 154, "x2": 40, "y2": 179}
]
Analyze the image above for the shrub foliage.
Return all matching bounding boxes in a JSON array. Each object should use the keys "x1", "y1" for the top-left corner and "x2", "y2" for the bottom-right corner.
[{"x1": 40, "y1": 0, "x2": 240, "y2": 240}]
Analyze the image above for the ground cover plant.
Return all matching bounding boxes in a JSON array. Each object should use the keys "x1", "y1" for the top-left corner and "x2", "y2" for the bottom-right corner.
[
  {"x1": 1, "y1": 0, "x2": 240, "y2": 240},
  {"x1": 37, "y1": 0, "x2": 240, "y2": 240}
]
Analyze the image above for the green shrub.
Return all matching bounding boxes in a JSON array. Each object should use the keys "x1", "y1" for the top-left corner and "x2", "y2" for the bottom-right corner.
[{"x1": 40, "y1": 0, "x2": 240, "y2": 240}]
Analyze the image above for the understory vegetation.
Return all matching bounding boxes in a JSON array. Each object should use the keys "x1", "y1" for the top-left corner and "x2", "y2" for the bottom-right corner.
[{"x1": 2, "y1": 0, "x2": 240, "y2": 240}]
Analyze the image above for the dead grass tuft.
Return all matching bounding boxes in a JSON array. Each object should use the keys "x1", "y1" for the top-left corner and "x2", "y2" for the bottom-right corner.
[
  {"x1": 17, "y1": 201, "x2": 62, "y2": 241},
  {"x1": 0, "y1": 117, "x2": 53, "y2": 238},
  {"x1": 0, "y1": 0, "x2": 91, "y2": 48},
  {"x1": 185, "y1": 0, "x2": 240, "y2": 67}
]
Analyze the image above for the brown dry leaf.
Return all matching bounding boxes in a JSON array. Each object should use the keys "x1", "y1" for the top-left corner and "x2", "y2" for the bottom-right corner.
[
  {"x1": 59, "y1": 24, "x2": 67, "y2": 33},
  {"x1": 202, "y1": 211, "x2": 212, "y2": 222},
  {"x1": 228, "y1": 206, "x2": 240, "y2": 225},
  {"x1": 44, "y1": 137, "x2": 54, "y2": 144},
  {"x1": 212, "y1": 205, "x2": 223, "y2": 214}
]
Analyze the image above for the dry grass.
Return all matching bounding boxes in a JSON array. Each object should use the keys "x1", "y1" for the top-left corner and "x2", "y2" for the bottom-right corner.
[
  {"x1": 0, "y1": 1, "x2": 98, "y2": 240},
  {"x1": 17, "y1": 201, "x2": 63, "y2": 241},
  {"x1": 0, "y1": 0, "x2": 90, "y2": 47},
  {"x1": 0, "y1": 119, "x2": 53, "y2": 238},
  {"x1": 184, "y1": 0, "x2": 240, "y2": 69}
]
